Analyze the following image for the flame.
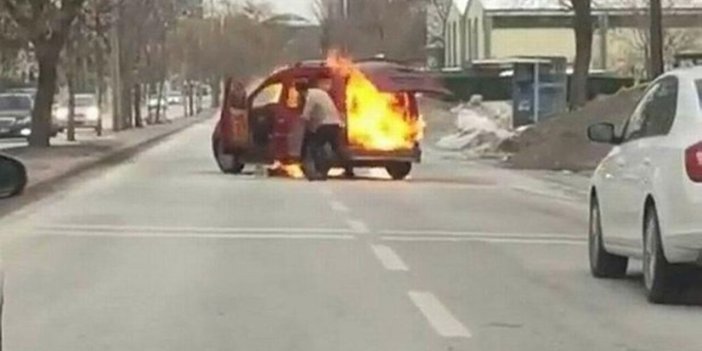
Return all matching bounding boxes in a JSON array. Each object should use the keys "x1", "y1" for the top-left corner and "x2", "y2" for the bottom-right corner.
[
  {"x1": 326, "y1": 53, "x2": 422, "y2": 151},
  {"x1": 270, "y1": 161, "x2": 304, "y2": 179}
]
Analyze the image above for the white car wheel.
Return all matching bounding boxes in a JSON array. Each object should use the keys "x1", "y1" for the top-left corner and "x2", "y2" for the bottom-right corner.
[
  {"x1": 643, "y1": 205, "x2": 679, "y2": 304},
  {"x1": 589, "y1": 196, "x2": 628, "y2": 278}
]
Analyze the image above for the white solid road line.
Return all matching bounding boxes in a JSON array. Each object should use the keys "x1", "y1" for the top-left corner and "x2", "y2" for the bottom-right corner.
[
  {"x1": 30, "y1": 230, "x2": 356, "y2": 241},
  {"x1": 371, "y1": 244, "x2": 409, "y2": 271},
  {"x1": 33, "y1": 224, "x2": 356, "y2": 235},
  {"x1": 379, "y1": 229, "x2": 581, "y2": 239},
  {"x1": 408, "y1": 291, "x2": 472, "y2": 338},
  {"x1": 329, "y1": 200, "x2": 350, "y2": 213},
  {"x1": 383, "y1": 236, "x2": 585, "y2": 245},
  {"x1": 346, "y1": 219, "x2": 370, "y2": 233}
]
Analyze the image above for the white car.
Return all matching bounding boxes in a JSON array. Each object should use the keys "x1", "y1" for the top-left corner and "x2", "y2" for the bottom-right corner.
[
  {"x1": 167, "y1": 92, "x2": 183, "y2": 105},
  {"x1": 588, "y1": 67, "x2": 702, "y2": 303},
  {"x1": 55, "y1": 94, "x2": 101, "y2": 132}
]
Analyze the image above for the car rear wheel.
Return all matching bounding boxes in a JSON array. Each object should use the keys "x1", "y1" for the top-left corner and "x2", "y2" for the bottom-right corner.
[
  {"x1": 212, "y1": 138, "x2": 244, "y2": 174},
  {"x1": 643, "y1": 205, "x2": 682, "y2": 304},
  {"x1": 589, "y1": 196, "x2": 628, "y2": 278},
  {"x1": 385, "y1": 162, "x2": 412, "y2": 180}
]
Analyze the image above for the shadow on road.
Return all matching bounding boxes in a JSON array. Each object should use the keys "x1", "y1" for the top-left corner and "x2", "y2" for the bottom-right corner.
[{"x1": 618, "y1": 270, "x2": 702, "y2": 306}]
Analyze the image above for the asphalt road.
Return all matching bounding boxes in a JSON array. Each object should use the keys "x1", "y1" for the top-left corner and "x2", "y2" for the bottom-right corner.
[{"x1": 2, "y1": 119, "x2": 702, "y2": 351}]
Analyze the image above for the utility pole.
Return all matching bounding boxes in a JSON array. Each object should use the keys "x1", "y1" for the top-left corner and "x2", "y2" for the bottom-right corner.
[{"x1": 649, "y1": 0, "x2": 664, "y2": 78}]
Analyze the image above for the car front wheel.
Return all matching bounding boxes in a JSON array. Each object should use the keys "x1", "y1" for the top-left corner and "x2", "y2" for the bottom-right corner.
[{"x1": 589, "y1": 196, "x2": 628, "y2": 278}]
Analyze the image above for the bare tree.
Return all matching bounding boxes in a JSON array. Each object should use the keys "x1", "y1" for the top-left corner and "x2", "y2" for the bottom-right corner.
[
  {"x1": 426, "y1": 0, "x2": 452, "y2": 47},
  {"x1": 610, "y1": 0, "x2": 700, "y2": 79},
  {"x1": 650, "y1": 0, "x2": 664, "y2": 78},
  {"x1": 0, "y1": 0, "x2": 88, "y2": 147},
  {"x1": 568, "y1": 0, "x2": 593, "y2": 109},
  {"x1": 315, "y1": 0, "x2": 427, "y2": 61}
]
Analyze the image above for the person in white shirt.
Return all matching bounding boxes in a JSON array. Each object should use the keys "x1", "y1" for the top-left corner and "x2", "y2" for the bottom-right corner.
[{"x1": 298, "y1": 78, "x2": 353, "y2": 180}]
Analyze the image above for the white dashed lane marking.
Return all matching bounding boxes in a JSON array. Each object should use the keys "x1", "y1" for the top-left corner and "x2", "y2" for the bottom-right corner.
[
  {"x1": 329, "y1": 200, "x2": 350, "y2": 213},
  {"x1": 370, "y1": 244, "x2": 409, "y2": 271},
  {"x1": 408, "y1": 291, "x2": 472, "y2": 338}
]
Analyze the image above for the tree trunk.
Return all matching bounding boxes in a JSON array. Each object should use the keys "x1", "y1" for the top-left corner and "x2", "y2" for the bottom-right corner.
[
  {"x1": 188, "y1": 82, "x2": 195, "y2": 117},
  {"x1": 156, "y1": 80, "x2": 164, "y2": 123},
  {"x1": 95, "y1": 41, "x2": 105, "y2": 136},
  {"x1": 649, "y1": 0, "x2": 664, "y2": 79},
  {"x1": 67, "y1": 70, "x2": 76, "y2": 142},
  {"x1": 210, "y1": 78, "x2": 221, "y2": 108},
  {"x1": 29, "y1": 44, "x2": 61, "y2": 147},
  {"x1": 569, "y1": 0, "x2": 593, "y2": 110},
  {"x1": 133, "y1": 83, "x2": 143, "y2": 127}
]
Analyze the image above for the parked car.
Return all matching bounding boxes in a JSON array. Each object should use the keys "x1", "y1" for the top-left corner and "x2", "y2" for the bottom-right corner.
[
  {"x1": 167, "y1": 91, "x2": 183, "y2": 105},
  {"x1": 0, "y1": 93, "x2": 34, "y2": 138},
  {"x1": 147, "y1": 96, "x2": 168, "y2": 111},
  {"x1": 55, "y1": 94, "x2": 101, "y2": 132},
  {"x1": 0, "y1": 93, "x2": 61, "y2": 139},
  {"x1": 212, "y1": 59, "x2": 448, "y2": 180},
  {"x1": 588, "y1": 67, "x2": 702, "y2": 303},
  {"x1": 0, "y1": 153, "x2": 27, "y2": 198}
]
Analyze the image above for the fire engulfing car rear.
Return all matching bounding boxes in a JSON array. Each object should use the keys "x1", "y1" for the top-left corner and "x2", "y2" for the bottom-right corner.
[{"x1": 212, "y1": 56, "x2": 449, "y2": 180}]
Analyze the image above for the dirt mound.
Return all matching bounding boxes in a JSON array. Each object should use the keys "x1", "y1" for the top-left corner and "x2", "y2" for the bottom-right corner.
[{"x1": 503, "y1": 86, "x2": 646, "y2": 171}]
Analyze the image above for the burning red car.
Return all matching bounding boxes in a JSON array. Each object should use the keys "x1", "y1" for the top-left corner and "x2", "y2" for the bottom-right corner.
[{"x1": 212, "y1": 56, "x2": 448, "y2": 180}]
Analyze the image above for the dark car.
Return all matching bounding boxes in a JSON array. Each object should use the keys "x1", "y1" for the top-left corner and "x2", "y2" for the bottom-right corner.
[
  {"x1": 212, "y1": 58, "x2": 448, "y2": 180},
  {"x1": 0, "y1": 94, "x2": 34, "y2": 138},
  {"x1": 0, "y1": 93, "x2": 60, "y2": 139}
]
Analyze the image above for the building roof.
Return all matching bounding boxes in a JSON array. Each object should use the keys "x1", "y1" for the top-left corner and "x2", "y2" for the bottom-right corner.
[
  {"x1": 481, "y1": 0, "x2": 702, "y2": 11},
  {"x1": 453, "y1": 0, "x2": 471, "y2": 15}
]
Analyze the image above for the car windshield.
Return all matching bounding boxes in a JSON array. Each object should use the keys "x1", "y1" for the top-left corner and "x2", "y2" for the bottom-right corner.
[
  {"x1": 75, "y1": 96, "x2": 95, "y2": 107},
  {"x1": 3, "y1": 2, "x2": 702, "y2": 351},
  {"x1": 0, "y1": 95, "x2": 31, "y2": 110}
]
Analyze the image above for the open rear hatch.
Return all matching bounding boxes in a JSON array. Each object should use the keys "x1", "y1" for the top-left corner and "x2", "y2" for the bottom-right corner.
[{"x1": 358, "y1": 61, "x2": 451, "y2": 96}]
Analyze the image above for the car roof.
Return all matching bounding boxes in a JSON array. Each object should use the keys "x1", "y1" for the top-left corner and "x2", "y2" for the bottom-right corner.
[
  {"x1": 665, "y1": 66, "x2": 702, "y2": 81},
  {"x1": 0, "y1": 93, "x2": 32, "y2": 99}
]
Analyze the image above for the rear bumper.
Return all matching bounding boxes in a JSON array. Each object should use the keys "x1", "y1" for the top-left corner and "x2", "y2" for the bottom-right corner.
[
  {"x1": 663, "y1": 232, "x2": 702, "y2": 264},
  {"x1": 347, "y1": 146, "x2": 421, "y2": 167}
]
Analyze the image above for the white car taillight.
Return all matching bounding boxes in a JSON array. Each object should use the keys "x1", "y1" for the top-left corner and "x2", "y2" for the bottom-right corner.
[{"x1": 685, "y1": 142, "x2": 702, "y2": 182}]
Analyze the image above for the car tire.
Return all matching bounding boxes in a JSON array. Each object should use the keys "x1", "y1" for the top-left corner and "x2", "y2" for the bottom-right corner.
[
  {"x1": 212, "y1": 138, "x2": 244, "y2": 174},
  {"x1": 589, "y1": 196, "x2": 628, "y2": 278},
  {"x1": 385, "y1": 162, "x2": 412, "y2": 180},
  {"x1": 643, "y1": 204, "x2": 681, "y2": 304}
]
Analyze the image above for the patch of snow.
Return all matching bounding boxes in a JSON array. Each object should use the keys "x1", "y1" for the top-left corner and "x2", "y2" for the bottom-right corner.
[{"x1": 436, "y1": 98, "x2": 514, "y2": 155}]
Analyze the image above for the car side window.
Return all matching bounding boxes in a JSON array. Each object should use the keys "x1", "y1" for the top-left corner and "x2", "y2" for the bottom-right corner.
[
  {"x1": 623, "y1": 83, "x2": 660, "y2": 142},
  {"x1": 251, "y1": 83, "x2": 283, "y2": 109},
  {"x1": 641, "y1": 77, "x2": 678, "y2": 137}
]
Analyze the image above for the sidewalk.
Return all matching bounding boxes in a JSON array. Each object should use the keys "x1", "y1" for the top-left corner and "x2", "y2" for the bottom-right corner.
[{"x1": 3, "y1": 109, "x2": 215, "y2": 191}]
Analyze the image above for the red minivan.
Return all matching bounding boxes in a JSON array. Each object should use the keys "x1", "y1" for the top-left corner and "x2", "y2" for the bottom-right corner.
[{"x1": 212, "y1": 58, "x2": 448, "y2": 180}]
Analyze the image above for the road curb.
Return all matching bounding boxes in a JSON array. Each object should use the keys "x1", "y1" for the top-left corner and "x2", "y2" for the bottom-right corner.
[{"x1": 0, "y1": 111, "x2": 213, "y2": 218}]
